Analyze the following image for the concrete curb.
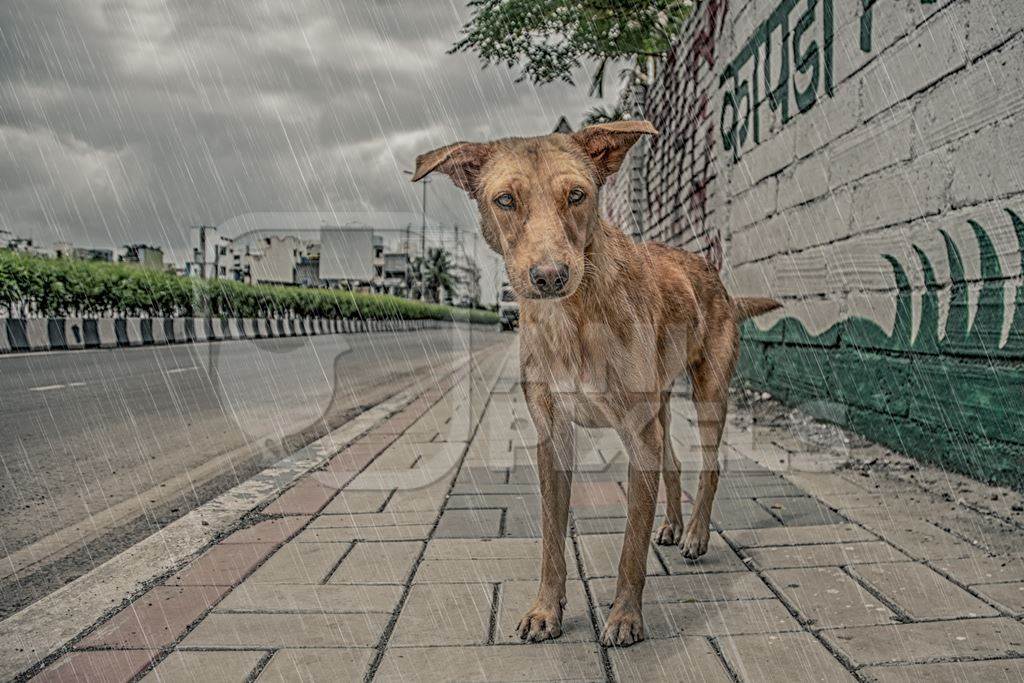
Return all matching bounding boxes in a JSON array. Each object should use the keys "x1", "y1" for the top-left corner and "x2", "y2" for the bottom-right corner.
[
  {"x1": 1, "y1": 316, "x2": 460, "y2": 354},
  {"x1": 0, "y1": 355, "x2": 475, "y2": 680}
]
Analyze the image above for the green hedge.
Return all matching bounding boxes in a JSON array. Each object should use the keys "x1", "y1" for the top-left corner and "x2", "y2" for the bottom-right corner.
[{"x1": 0, "y1": 250, "x2": 498, "y2": 324}]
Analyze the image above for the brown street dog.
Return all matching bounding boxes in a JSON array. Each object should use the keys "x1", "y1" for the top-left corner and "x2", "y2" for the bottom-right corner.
[{"x1": 412, "y1": 121, "x2": 780, "y2": 647}]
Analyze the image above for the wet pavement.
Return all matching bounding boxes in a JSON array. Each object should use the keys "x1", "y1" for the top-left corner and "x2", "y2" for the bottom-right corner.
[{"x1": 7, "y1": 340, "x2": 1024, "y2": 682}]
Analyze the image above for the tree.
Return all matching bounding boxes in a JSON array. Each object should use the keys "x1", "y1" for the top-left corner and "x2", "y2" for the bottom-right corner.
[
  {"x1": 421, "y1": 248, "x2": 457, "y2": 304},
  {"x1": 581, "y1": 103, "x2": 626, "y2": 126},
  {"x1": 451, "y1": 0, "x2": 696, "y2": 97}
]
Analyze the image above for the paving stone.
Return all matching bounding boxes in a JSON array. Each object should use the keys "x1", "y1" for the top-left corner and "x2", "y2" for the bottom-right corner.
[
  {"x1": 500, "y1": 507, "x2": 543, "y2": 538},
  {"x1": 594, "y1": 598, "x2": 799, "y2": 639},
  {"x1": 658, "y1": 534, "x2": 751, "y2": 575},
  {"x1": 319, "y1": 489, "x2": 393, "y2": 514},
  {"x1": 932, "y1": 556, "x2": 1024, "y2": 585},
  {"x1": 373, "y1": 644, "x2": 605, "y2": 682},
  {"x1": 76, "y1": 585, "x2": 228, "y2": 649},
  {"x1": 859, "y1": 659, "x2": 1024, "y2": 683},
  {"x1": 217, "y1": 583, "x2": 402, "y2": 614},
  {"x1": 450, "y1": 483, "x2": 535, "y2": 495},
  {"x1": 245, "y1": 542, "x2": 351, "y2": 584},
  {"x1": 35, "y1": 651, "x2": 156, "y2": 683},
  {"x1": 414, "y1": 556, "x2": 578, "y2": 583},
  {"x1": 741, "y1": 541, "x2": 911, "y2": 570},
  {"x1": 454, "y1": 467, "x2": 509, "y2": 487},
  {"x1": 179, "y1": 612, "x2": 389, "y2": 648},
  {"x1": 784, "y1": 472, "x2": 873, "y2": 497},
  {"x1": 845, "y1": 511, "x2": 983, "y2": 560},
  {"x1": 570, "y1": 481, "x2": 627, "y2": 509},
  {"x1": 573, "y1": 505, "x2": 626, "y2": 520},
  {"x1": 390, "y1": 583, "x2": 494, "y2": 646},
  {"x1": 307, "y1": 510, "x2": 428, "y2": 529},
  {"x1": 972, "y1": 582, "x2": 1024, "y2": 616},
  {"x1": 574, "y1": 516, "x2": 629, "y2": 535},
  {"x1": 725, "y1": 524, "x2": 876, "y2": 549},
  {"x1": 293, "y1": 524, "x2": 432, "y2": 543},
  {"x1": 263, "y1": 480, "x2": 339, "y2": 515},
  {"x1": 424, "y1": 538, "x2": 545, "y2": 561},
  {"x1": 590, "y1": 571, "x2": 773, "y2": 605},
  {"x1": 850, "y1": 562, "x2": 999, "y2": 620},
  {"x1": 756, "y1": 497, "x2": 848, "y2": 526},
  {"x1": 256, "y1": 649, "x2": 375, "y2": 682},
  {"x1": 383, "y1": 482, "x2": 453, "y2": 513},
  {"x1": 167, "y1": 543, "x2": 277, "y2": 586},
  {"x1": 434, "y1": 508, "x2": 503, "y2": 538},
  {"x1": 447, "y1": 493, "x2": 541, "y2": 511},
  {"x1": 495, "y1": 580, "x2": 591, "y2": 644},
  {"x1": 711, "y1": 498, "x2": 784, "y2": 530},
  {"x1": 815, "y1": 492, "x2": 889, "y2": 511},
  {"x1": 327, "y1": 541, "x2": 423, "y2": 584},
  {"x1": 718, "y1": 632, "x2": 856, "y2": 683},
  {"x1": 607, "y1": 636, "x2": 733, "y2": 682},
  {"x1": 142, "y1": 651, "x2": 264, "y2": 682},
  {"x1": 764, "y1": 567, "x2": 898, "y2": 628},
  {"x1": 221, "y1": 517, "x2": 311, "y2": 544},
  {"x1": 820, "y1": 617, "x2": 1024, "y2": 667},
  {"x1": 713, "y1": 481, "x2": 808, "y2": 500},
  {"x1": 577, "y1": 533, "x2": 661, "y2": 578}
]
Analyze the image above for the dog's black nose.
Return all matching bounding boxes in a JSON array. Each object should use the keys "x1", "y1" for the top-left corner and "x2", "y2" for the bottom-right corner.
[{"x1": 529, "y1": 262, "x2": 570, "y2": 296}]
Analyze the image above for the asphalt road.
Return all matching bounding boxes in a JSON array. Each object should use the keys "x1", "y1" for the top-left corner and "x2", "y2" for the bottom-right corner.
[{"x1": 0, "y1": 325, "x2": 509, "y2": 617}]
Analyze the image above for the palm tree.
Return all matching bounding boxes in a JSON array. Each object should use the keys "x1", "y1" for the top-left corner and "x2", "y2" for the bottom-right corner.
[{"x1": 421, "y1": 248, "x2": 457, "y2": 303}]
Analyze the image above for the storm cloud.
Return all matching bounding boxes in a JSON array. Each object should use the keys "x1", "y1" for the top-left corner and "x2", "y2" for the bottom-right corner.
[{"x1": 0, "y1": 0, "x2": 612, "y2": 265}]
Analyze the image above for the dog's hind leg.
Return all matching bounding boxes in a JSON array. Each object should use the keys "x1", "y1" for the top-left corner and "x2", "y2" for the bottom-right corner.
[
  {"x1": 654, "y1": 392, "x2": 684, "y2": 545},
  {"x1": 681, "y1": 350, "x2": 734, "y2": 559}
]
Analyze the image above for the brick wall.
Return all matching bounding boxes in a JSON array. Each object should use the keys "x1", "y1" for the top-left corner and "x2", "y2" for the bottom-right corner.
[{"x1": 604, "y1": 0, "x2": 1024, "y2": 488}]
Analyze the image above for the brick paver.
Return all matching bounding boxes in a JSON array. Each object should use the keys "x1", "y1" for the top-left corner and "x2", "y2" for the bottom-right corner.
[
  {"x1": 141, "y1": 651, "x2": 264, "y2": 682},
  {"x1": 24, "y1": 349, "x2": 1024, "y2": 681}
]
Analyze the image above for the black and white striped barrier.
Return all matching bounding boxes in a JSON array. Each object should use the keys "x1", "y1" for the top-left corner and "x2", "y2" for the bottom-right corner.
[{"x1": 0, "y1": 317, "x2": 449, "y2": 354}]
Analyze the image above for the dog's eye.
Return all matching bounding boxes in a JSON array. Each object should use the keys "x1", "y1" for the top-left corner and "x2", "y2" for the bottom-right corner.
[
  {"x1": 568, "y1": 187, "x2": 586, "y2": 205},
  {"x1": 494, "y1": 193, "x2": 515, "y2": 210}
]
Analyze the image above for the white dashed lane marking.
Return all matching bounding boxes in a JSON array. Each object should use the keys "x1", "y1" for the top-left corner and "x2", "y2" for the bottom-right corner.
[{"x1": 29, "y1": 382, "x2": 86, "y2": 392}]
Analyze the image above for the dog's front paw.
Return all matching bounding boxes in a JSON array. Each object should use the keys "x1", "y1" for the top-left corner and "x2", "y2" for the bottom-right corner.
[
  {"x1": 516, "y1": 600, "x2": 564, "y2": 642},
  {"x1": 654, "y1": 519, "x2": 684, "y2": 545},
  {"x1": 600, "y1": 603, "x2": 644, "y2": 647},
  {"x1": 680, "y1": 523, "x2": 710, "y2": 559}
]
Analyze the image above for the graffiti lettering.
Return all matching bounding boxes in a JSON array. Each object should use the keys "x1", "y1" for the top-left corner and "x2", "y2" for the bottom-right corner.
[
  {"x1": 721, "y1": 0, "x2": 834, "y2": 161},
  {"x1": 723, "y1": 0, "x2": 936, "y2": 161}
]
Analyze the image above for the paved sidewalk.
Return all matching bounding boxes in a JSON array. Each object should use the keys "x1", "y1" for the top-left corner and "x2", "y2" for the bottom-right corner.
[{"x1": 15, "y1": 343, "x2": 1024, "y2": 682}]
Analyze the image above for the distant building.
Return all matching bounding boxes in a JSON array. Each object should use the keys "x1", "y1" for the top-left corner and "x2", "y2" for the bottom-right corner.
[
  {"x1": 54, "y1": 242, "x2": 114, "y2": 262},
  {"x1": 381, "y1": 252, "x2": 410, "y2": 294},
  {"x1": 247, "y1": 235, "x2": 307, "y2": 285},
  {"x1": 449, "y1": 250, "x2": 482, "y2": 307},
  {"x1": 7, "y1": 233, "x2": 46, "y2": 255},
  {"x1": 121, "y1": 244, "x2": 165, "y2": 269}
]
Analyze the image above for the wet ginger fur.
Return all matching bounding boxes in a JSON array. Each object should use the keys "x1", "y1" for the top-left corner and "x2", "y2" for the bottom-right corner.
[{"x1": 413, "y1": 120, "x2": 780, "y2": 647}]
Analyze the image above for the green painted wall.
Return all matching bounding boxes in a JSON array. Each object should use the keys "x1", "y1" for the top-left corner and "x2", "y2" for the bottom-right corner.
[{"x1": 737, "y1": 209, "x2": 1024, "y2": 489}]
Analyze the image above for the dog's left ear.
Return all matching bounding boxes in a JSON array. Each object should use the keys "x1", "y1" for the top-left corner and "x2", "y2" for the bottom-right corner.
[
  {"x1": 411, "y1": 141, "x2": 493, "y2": 197},
  {"x1": 571, "y1": 120, "x2": 658, "y2": 184}
]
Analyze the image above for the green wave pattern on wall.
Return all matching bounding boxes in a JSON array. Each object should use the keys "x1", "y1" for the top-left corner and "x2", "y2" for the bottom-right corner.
[{"x1": 737, "y1": 209, "x2": 1024, "y2": 489}]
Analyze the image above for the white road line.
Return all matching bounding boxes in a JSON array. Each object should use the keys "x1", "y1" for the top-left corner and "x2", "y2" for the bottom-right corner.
[
  {"x1": 29, "y1": 384, "x2": 65, "y2": 392},
  {"x1": 66, "y1": 382, "x2": 86, "y2": 387},
  {"x1": 166, "y1": 366, "x2": 197, "y2": 375}
]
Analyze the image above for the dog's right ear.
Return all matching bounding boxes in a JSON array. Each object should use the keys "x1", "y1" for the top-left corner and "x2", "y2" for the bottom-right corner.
[{"x1": 411, "y1": 142, "x2": 492, "y2": 197}]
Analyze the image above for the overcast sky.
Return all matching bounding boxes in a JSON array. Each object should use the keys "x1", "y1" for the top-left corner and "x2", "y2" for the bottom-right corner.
[{"x1": 0, "y1": 0, "x2": 614, "y2": 276}]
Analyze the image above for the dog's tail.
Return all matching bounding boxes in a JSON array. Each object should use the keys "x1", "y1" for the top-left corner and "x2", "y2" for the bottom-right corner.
[{"x1": 734, "y1": 297, "x2": 782, "y2": 321}]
